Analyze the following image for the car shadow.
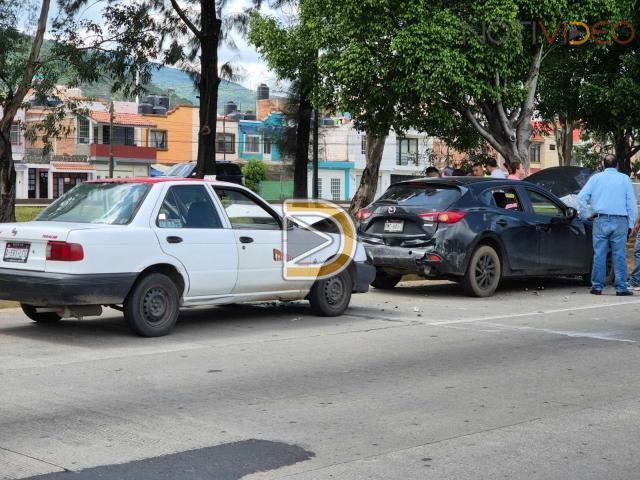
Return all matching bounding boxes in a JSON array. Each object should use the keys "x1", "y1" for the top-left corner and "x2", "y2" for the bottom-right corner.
[
  {"x1": 387, "y1": 276, "x2": 587, "y2": 298},
  {"x1": 0, "y1": 301, "x2": 369, "y2": 346}
]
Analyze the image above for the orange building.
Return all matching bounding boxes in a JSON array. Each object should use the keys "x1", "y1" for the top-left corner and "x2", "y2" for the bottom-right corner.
[{"x1": 141, "y1": 105, "x2": 199, "y2": 165}]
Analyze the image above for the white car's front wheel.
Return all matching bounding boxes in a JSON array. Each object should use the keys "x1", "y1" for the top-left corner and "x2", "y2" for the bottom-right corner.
[
  {"x1": 124, "y1": 273, "x2": 180, "y2": 337},
  {"x1": 309, "y1": 270, "x2": 353, "y2": 317}
]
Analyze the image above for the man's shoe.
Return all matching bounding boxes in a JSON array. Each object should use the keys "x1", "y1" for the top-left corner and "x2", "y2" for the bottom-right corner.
[
  {"x1": 590, "y1": 289, "x2": 602, "y2": 295},
  {"x1": 631, "y1": 285, "x2": 640, "y2": 292},
  {"x1": 617, "y1": 290, "x2": 634, "y2": 297}
]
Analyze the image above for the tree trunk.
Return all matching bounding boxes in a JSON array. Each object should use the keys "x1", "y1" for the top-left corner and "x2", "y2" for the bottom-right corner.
[
  {"x1": 554, "y1": 117, "x2": 574, "y2": 167},
  {"x1": 293, "y1": 90, "x2": 312, "y2": 198},
  {"x1": 615, "y1": 129, "x2": 633, "y2": 175},
  {"x1": 195, "y1": 0, "x2": 220, "y2": 178},
  {"x1": 0, "y1": 130, "x2": 16, "y2": 223},
  {"x1": 349, "y1": 134, "x2": 386, "y2": 216}
]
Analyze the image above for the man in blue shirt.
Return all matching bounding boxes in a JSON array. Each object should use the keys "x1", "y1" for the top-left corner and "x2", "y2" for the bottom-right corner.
[{"x1": 578, "y1": 155, "x2": 637, "y2": 296}]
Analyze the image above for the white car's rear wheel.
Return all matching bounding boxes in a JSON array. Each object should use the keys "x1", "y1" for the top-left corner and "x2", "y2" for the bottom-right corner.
[
  {"x1": 21, "y1": 304, "x2": 61, "y2": 323},
  {"x1": 309, "y1": 270, "x2": 353, "y2": 317},
  {"x1": 124, "y1": 273, "x2": 179, "y2": 337}
]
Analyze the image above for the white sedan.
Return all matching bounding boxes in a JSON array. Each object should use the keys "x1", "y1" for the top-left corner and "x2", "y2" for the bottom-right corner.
[{"x1": 0, "y1": 179, "x2": 374, "y2": 336}]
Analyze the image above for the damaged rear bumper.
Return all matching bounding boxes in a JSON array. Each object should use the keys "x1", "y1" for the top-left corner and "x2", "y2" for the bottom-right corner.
[{"x1": 363, "y1": 244, "x2": 454, "y2": 276}]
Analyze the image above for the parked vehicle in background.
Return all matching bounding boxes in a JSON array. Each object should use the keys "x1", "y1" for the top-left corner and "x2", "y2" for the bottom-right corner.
[
  {"x1": 526, "y1": 166, "x2": 595, "y2": 210},
  {"x1": 165, "y1": 161, "x2": 244, "y2": 185},
  {"x1": 358, "y1": 177, "x2": 595, "y2": 297},
  {"x1": 0, "y1": 178, "x2": 374, "y2": 337}
]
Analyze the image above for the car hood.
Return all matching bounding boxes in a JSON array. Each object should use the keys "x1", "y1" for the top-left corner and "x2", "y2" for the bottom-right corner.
[{"x1": 526, "y1": 166, "x2": 595, "y2": 198}]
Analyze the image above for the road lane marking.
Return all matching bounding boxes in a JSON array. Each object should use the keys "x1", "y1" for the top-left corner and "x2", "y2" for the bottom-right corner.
[
  {"x1": 477, "y1": 322, "x2": 638, "y2": 343},
  {"x1": 426, "y1": 300, "x2": 640, "y2": 326}
]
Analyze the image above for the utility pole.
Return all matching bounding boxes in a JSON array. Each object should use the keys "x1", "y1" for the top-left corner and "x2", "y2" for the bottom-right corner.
[
  {"x1": 108, "y1": 100, "x2": 115, "y2": 178},
  {"x1": 312, "y1": 108, "x2": 319, "y2": 199}
]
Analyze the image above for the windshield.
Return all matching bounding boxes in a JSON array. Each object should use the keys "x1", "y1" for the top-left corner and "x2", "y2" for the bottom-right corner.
[
  {"x1": 36, "y1": 183, "x2": 151, "y2": 225},
  {"x1": 165, "y1": 163, "x2": 195, "y2": 177},
  {"x1": 376, "y1": 183, "x2": 463, "y2": 210}
]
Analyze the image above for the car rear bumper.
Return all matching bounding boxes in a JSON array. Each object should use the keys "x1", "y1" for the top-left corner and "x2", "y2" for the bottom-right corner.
[
  {"x1": 353, "y1": 260, "x2": 376, "y2": 293},
  {"x1": 363, "y1": 244, "x2": 459, "y2": 276},
  {"x1": 0, "y1": 269, "x2": 138, "y2": 306}
]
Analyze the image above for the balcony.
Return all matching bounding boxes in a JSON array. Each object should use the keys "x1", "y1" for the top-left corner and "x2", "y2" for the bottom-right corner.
[
  {"x1": 397, "y1": 153, "x2": 429, "y2": 168},
  {"x1": 90, "y1": 143, "x2": 156, "y2": 161}
]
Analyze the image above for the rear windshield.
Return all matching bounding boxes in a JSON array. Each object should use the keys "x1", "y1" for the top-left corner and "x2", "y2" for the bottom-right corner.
[
  {"x1": 377, "y1": 183, "x2": 462, "y2": 210},
  {"x1": 166, "y1": 163, "x2": 195, "y2": 177},
  {"x1": 36, "y1": 183, "x2": 150, "y2": 225},
  {"x1": 218, "y1": 163, "x2": 242, "y2": 175}
]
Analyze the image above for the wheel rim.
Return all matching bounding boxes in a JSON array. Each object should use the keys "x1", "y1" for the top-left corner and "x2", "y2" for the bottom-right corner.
[
  {"x1": 142, "y1": 286, "x2": 171, "y2": 324},
  {"x1": 474, "y1": 254, "x2": 497, "y2": 290},
  {"x1": 324, "y1": 276, "x2": 346, "y2": 305}
]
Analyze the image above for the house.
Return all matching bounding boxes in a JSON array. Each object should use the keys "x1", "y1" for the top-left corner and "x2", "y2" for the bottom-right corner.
[{"x1": 238, "y1": 112, "x2": 284, "y2": 163}]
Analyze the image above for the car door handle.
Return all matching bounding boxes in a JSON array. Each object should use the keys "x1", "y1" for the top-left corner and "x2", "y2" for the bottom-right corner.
[
  {"x1": 496, "y1": 219, "x2": 508, "y2": 227},
  {"x1": 166, "y1": 236, "x2": 183, "y2": 244},
  {"x1": 239, "y1": 236, "x2": 254, "y2": 244}
]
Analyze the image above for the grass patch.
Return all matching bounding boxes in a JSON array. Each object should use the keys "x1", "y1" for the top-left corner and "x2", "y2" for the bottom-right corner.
[{"x1": 15, "y1": 206, "x2": 45, "y2": 222}]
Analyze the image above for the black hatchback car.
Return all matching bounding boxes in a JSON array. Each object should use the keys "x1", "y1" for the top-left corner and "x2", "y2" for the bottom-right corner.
[
  {"x1": 164, "y1": 161, "x2": 244, "y2": 185},
  {"x1": 357, "y1": 177, "x2": 593, "y2": 297}
]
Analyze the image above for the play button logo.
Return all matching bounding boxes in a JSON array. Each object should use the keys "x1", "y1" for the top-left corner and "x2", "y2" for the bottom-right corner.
[{"x1": 282, "y1": 199, "x2": 357, "y2": 281}]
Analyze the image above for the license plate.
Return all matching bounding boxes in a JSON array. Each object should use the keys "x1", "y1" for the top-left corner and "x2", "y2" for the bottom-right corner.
[
  {"x1": 3, "y1": 242, "x2": 30, "y2": 263},
  {"x1": 383, "y1": 220, "x2": 404, "y2": 233}
]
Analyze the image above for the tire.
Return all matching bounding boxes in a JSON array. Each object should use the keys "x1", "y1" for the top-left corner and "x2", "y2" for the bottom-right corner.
[
  {"x1": 309, "y1": 270, "x2": 353, "y2": 317},
  {"x1": 462, "y1": 245, "x2": 501, "y2": 297},
  {"x1": 21, "y1": 304, "x2": 61, "y2": 323},
  {"x1": 371, "y1": 270, "x2": 402, "y2": 290},
  {"x1": 123, "y1": 273, "x2": 180, "y2": 337}
]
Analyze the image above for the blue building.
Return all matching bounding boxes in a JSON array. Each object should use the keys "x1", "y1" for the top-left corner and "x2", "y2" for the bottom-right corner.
[{"x1": 238, "y1": 112, "x2": 284, "y2": 162}]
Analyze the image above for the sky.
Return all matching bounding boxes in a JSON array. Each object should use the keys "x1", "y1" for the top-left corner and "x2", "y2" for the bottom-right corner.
[{"x1": 42, "y1": 0, "x2": 283, "y2": 92}]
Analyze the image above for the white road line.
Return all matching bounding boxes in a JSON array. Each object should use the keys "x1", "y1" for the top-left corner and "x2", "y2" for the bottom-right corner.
[
  {"x1": 477, "y1": 321, "x2": 638, "y2": 343},
  {"x1": 426, "y1": 300, "x2": 640, "y2": 326}
]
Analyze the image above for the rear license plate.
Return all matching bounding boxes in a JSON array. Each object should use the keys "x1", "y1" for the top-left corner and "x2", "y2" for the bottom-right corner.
[
  {"x1": 383, "y1": 220, "x2": 404, "y2": 233},
  {"x1": 3, "y1": 242, "x2": 30, "y2": 263}
]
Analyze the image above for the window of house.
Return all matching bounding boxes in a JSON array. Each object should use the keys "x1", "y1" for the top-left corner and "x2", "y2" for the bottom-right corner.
[
  {"x1": 149, "y1": 129, "x2": 168, "y2": 150},
  {"x1": 316, "y1": 177, "x2": 323, "y2": 197},
  {"x1": 549, "y1": 144, "x2": 556, "y2": 150},
  {"x1": 264, "y1": 137, "x2": 271, "y2": 155},
  {"x1": 330, "y1": 178, "x2": 341, "y2": 201},
  {"x1": 77, "y1": 117, "x2": 90, "y2": 144},
  {"x1": 529, "y1": 143, "x2": 541, "y2": 163},
  {"x1": 244, "y1": 135, "x2": 261, "y2": 154},
  {"x1": 398, "y1": 138, "x2": 419, "y2": 165},
  {"x1": 361, "y1": 135, "x2": 367, "y2": 155},
  {"x1": 216, "y1": 133, "x2": 235, "y2": 153},
  {"x1": 10, "y1": 124, "x2": 20, "y2": 145},
  {"x1": 527, "y1": 190, "x2": 563, "y2": 217},
  {"x1": 102, "y1": 125, "x2": 110, "y2": 145}
]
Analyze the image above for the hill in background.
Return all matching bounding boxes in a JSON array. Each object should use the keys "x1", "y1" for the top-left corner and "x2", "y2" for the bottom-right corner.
[{"x1": 80, "y1": 65, "x2": 258, "y2": 113}]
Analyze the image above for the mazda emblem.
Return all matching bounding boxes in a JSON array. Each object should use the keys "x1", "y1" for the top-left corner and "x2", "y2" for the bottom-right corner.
[
  {"x1": 11, "y1": 228, "x2": 17, "y2": 236},
  {"x1": 388, "y1": 206, "x2": 396, "y2": 214}
]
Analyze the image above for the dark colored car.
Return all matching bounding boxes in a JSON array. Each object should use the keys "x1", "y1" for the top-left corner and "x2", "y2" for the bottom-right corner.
[
  {"x1": 164, "y1": 161, "x2": 244, "y2": 185},
  {"x1": 358, "y1": 177, "x2": 593, "y2": 297}
]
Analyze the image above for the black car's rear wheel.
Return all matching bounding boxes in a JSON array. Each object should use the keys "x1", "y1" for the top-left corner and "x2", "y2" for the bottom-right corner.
[
  {"x1": 21, "y1": 304, "x2": 61, "y2": 323},
  {"x1": 371, "y1": 270, "x2": 402, "y2": 290},
  {"x1": 462, "y1": 245, "x2": 501, "y2": 297}
]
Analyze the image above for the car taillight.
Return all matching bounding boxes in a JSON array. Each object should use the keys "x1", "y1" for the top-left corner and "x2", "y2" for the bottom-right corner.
[
  {"x1": 46, "y1": 241, "x2": 84, "y2": 261},
  {"x1": 437, "y1": 211, "x2": 466, "y2": 223},
  {"x1": 419, "y1": 211, "x2": 466, "y2": 224},
  {"x1": 356, "y1": 208, "x2": 373, "y2": 221}
]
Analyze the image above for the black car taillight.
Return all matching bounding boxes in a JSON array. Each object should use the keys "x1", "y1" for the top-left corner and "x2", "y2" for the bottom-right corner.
[
  {"x1": 356, "y1": 208, "x2": 373, "y2": 221},
  {"x1": 419, "y1": 211, "x2": 466, "y2": 224}
]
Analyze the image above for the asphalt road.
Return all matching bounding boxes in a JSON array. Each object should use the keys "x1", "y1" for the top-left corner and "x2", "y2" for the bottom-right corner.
[{"x1": 2, "y1": 278, "x2": 640, "y2": 480}]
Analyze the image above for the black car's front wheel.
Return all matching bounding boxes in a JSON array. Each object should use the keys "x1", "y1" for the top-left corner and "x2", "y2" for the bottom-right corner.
[
  {"x1": 462, "y1": 245, "x2": 501, "y2": 297},
  {"x1": 371, "y1": 270, "x2": 402, "y2": 290}
]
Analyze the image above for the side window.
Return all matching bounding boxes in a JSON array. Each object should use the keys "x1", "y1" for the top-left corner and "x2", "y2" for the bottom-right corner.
[
  {"x1": 157, "y1": 185, "x2": 222, "y2": 229},
  {"x1": 215, "y1": 188, "x2": 280, "y2": 230},
  {"x1": 527, "y1": 190, "x2": 563, "y2": 217},
  {"x1": 479, "y1": 188, "x2": 523, "y2": 211}
]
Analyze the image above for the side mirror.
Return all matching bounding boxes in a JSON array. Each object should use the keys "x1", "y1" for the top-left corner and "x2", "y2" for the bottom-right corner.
[{"x1": 565, "y1": 207, "x2": 578, "y2": 219}]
